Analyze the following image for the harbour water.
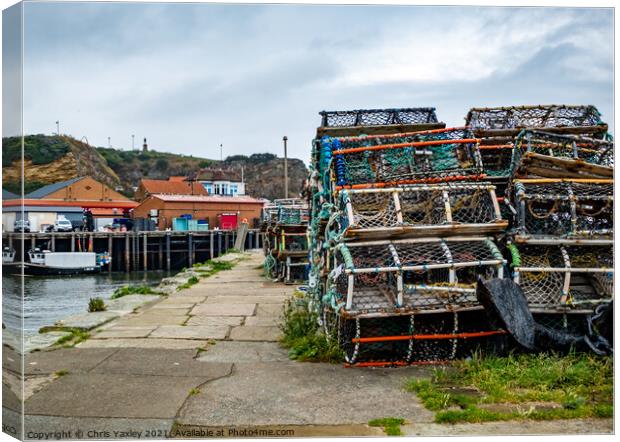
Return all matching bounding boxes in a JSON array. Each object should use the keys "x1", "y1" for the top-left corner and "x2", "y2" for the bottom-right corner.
[{"x1": 2, "y1": 271, "x2": 169, "y2": 338}]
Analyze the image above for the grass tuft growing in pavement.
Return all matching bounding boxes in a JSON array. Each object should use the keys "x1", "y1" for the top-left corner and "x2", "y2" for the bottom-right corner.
[
  {"x1": 280, "y1": 298, "x2": 344, "y2": 363},
  {"x1": 368, "y1": 417, "x2": 405, "y2": 436},
  {"x1": 111, "y1": 285, "x2": 160, "y2": 299},
  {"x1": 54, "y1": 370, "x2": 69, "y2": 377},
  {"x1": 178, "y1": 276, "x2": 200, "y2": 290},
  {"x1": 54, "y1": 328, "x2": 91, "y2": 347},
  {"x1": 88, "y1": 297, "x2": 106, "y2": 312},
  {"x1": 189, "y1": 388, "x2": 201, "y2": 396},
  {"x1": 406, "y1": 351, "x2": 613, "y2": 423}
]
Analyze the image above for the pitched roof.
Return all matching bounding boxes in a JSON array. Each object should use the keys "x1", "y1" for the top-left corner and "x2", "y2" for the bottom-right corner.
[
  {"x1": 2, "y1": 189, "x2": 19, "y2": 200},
  {"x1": 150, "y1": 194, "x2": 263, "y2": 204},
  {"x1": 139, "y1": 179, "x2": 209, "y2": 196},
  {"x1": 25, "y1": 177, "x2": 84, "y2": 199},
  {"x1": 197, "y1": 168, "x2": 242, "y2": 182}
]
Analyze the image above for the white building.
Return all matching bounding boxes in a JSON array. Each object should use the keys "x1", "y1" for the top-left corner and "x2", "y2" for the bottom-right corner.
[{"x1": 197, "y1": 168, "x2": 245, "y2": 196}]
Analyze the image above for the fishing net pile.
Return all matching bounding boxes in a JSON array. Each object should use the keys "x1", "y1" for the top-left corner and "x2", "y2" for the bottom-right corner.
[
  {"x1": 260, "y1": 198, "x2": 309, "y2": 284},
  {"x1": 300, "y1": 105, "x2": 613, "y2": 366}
]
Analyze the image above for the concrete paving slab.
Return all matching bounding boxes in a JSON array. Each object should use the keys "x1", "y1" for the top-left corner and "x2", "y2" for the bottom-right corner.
[
  {"x1": 229, "y1": 326, "x2": 281, "y2": 342},
  {"x1": 112, "y1": 315, "x2": 188, "y2": 327},
  {"x1": 159, "y1": 296, "x2": 207, "y2": 303},
  {"x1": 150, "y1": 325, "x2": 229, "y2": 340},
  {"x1": 255, "y1": 304, "x2": 284, "y2": 317},
  {"x1": 24, "y1": 348, "x2": 119, "y2": 375},
  {"x1": 77, "y1": 338, "x2": 209, "y2": 350},
  {"x1": 137, "y1": 308, "x2": 191, "y2": 316},
  {"x1": 205, "y1": 295, "x2": 288, "y2": 304},
  {"x1": 150, "y1": 303, "x2": 196, "y2": 310},
  {"x1": 185, "y1": 316, "x2": 244, "y2": 327},
  {"x1": 25, "y1": 373, "x2": 206, "y2": 419},
  {"x1": 3, "y1": 345, "x2": 23, "y2": 374},
  {"x1": 24, "y1": 332, "x2": 72, "y2": 353},
  {"x1": 24, "y1": 415, "x2": 174, "y2": 440},
  {"x1": 243, "y1": 316, "x2": 280, "y2": 326},
  {"x1": 196, "y1": 342, "x2": 288, "y2": 363},
  {"x1": 93, "y1": 328, "x2": 155, "y2": 339},
  {"x1": 106, "y1": 295, "x2": 162, "y2": 314},
  {"x1": 2, "y1": 383, "x2": 21, "y2": 412},
  {"x1": 177, "y1": 362, "x2": 434, "y2": 426},
  {"x1": 91, "y1": 348, "x2": 232, "y2": 378},
  {"x1": 401, "y1": 418, "x2": 614, "y2": 436},
  {"x1": 190, "y1": 303, "x2": 256, "y2": 317},
  {"x1": 48, "y1": 311, "x2": 119, "y2": 331}
]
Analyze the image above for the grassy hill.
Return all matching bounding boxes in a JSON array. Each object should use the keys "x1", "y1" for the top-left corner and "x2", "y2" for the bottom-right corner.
[{"x1": 2, "y1": 135, "x2": 308, "y2": 200}]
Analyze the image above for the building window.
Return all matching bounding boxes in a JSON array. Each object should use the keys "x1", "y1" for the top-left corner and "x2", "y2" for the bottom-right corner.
[
  {"x1": 203, "y1": 183, "x2": 213, "y2": 194},
  {"x1": 230, "y1": 184, "x2": 238, "y2": 196},
  {"x1": 221, "y1": 183, "x2": 229, "y2": 195},
  {"x1": 214, "y1": 183, "x2": 221, "y2": 195}
]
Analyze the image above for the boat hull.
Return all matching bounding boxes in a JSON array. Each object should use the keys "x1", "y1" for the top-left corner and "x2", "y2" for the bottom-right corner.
[{"x1": 2, "y1": 262, "x2": 101, "y2": 276}]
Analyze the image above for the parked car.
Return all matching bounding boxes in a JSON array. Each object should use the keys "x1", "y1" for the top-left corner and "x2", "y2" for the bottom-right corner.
[
  {"x1": 54, "y1": 219, "x2": 74, "y2": 232},
  {"x1": 14, "y1": 220, "x2": 30, "y2": 233}
]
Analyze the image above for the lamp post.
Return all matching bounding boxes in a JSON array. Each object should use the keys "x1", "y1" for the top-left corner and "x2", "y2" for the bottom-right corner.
[
  {"x1": 55, "y1": 120, "x2": 60, "y2": 135},
  {"x1": 132, "y1": 134, "x2": 135, "y2": 150},
  {"x1": 283, "y1": 136, "x2": 288, "y2": 199},
  {"x1": 220, "y1": 144, "x2": 223, "y2": 162}
]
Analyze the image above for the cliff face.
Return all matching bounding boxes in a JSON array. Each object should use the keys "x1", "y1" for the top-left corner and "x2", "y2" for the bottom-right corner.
[
  {"x1": 2, "y1": 135, "x2": 121, "y2": 194},
  {"x1": 2, "y1": 135, "x2": 309, "y2": 200}
]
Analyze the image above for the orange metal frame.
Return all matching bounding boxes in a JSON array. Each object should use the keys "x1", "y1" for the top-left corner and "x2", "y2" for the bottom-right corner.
[
  {"x1": 351, "y1": 330, "x2": 506, "y2": 344},
  {"x1": 332, "y1": 138, "x2": 479, "y2": 156},
  {"x1": 334, "y1": 174, "x2": 487, "y2": 191}
]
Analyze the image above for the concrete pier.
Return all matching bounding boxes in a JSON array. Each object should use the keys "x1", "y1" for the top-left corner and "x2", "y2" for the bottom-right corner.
[{"x1": 2, "y1": 251, "x2": 613, "y2": 439}]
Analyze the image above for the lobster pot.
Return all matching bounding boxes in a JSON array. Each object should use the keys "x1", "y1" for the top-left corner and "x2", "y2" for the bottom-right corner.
[
  {"x1": 512, "y1": 243, "x2": 613, "y2": 310},
  {"x1": 319, "y1": 108, "x2": 439, "y2": 128},
  {"x1": 323, "y1": 128, "x2": 483, "y2": 187},
  {"x1": 325, "y1": 310, "x2": 509, "y2": 366},
  {"x1": 279, "y1": 255, "x2": 309, "y2": 284},
  {"x1": 275, "y1": 226, "x2": 308, "y2": 260},
  {"x1": 514, "y1": 179, "x2": 613, "y2": 239},
  {"x1": 333, "y1": 183, "x2": 506, "y2": 240},
  {"x1": 278, "y1": 207, "x2": 310, "y2": 225},
  {"x1": 329, "y1": 238, "x2": 505, "y2": 317},
  {"x1": 478, "y1": 138, "x2": 515, "y2": 182},
  {"x1": 513, "y1": 131, "x2": 613, "y2": 179},
  {"x1": 465, "y1": 105, "x2": 607, "y2": 137}
]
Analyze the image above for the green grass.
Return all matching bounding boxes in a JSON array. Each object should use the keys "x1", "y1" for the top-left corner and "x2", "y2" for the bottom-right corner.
[
  {"x1": 368, "y1": 418, "x2": 405, "y2": 436},
  {"x1": 54, "y1": 328, "x2": 91, "y2": 347},
  {"x1": 279, "y1": 298, "x2": 344, "y2": 363},
  {"x1": 2, "y1": 134, "x2": 70, "y2": 167},
  {"x1": 406, "y1": 352, "x2": 613, "y2": 423},
  {"x1": 177, "y1": 276, "x2": 200, "y2": 291},
  {"x1": 54, "y1": 370, "x2": 69, "y2": 377},
  {"x1": 88, "y1": 297, "x2": 106, "y2": 312},
  {"x1": 188, "y1": 388, "x2": 201, "y2": 396},
  {"x1": 111, "y1": 285, "x2": 160, "y2": 299}
]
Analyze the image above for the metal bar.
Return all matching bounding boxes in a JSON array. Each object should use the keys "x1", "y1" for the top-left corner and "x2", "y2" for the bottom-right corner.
[
  {"x1": 166, "y1": 233, "x2": 171, "y2": 271},
  {"x1": 143, "y1": 233, "x2": 148, "y2": 272}
]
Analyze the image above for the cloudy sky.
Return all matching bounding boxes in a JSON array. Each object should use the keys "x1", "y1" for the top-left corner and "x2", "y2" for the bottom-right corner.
[{"x1": 6, "y1": 2, "x2": 615, "y2": 162}]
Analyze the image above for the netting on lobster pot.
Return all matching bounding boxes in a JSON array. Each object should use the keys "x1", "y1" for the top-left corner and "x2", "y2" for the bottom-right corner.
[
  {"x1": 330, "y1": 238, "x2": 505, "y2": 316},
  {"x1": 334, "y1": 183, "x2": 505, "y2": 240},
  {"x1": 511, "y1": 243, "x2": 613, "y2": 310},
  {"x1": 512, "y1": 130, "x2": 614, "y2": 178},
  {"x1": 465, "y1": 105, "x2": 606, "y2": 133},
  {"x1": 319, "y1": 108, "x2": 439, "y2": 127},
  {"x1": 478, "y1": 141, "x2": 515, "y2": 179},
  {"x1": 513, "y1": 179, "x2": 613, "y2": 239},
  {"x1": 324, "y1": 128, "x2": 483, "y2": 187}
]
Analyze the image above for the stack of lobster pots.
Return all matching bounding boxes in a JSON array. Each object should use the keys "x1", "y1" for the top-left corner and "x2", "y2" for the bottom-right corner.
[
  {"x1": 466, "y1": 105, "x2": 614, "y2": 333},
  {"x1": 307, "y1": 108, "x2": 511, "y2": 367},
  {"x1": 261, "y1": 198, "x2": 310, "y2": 284}
]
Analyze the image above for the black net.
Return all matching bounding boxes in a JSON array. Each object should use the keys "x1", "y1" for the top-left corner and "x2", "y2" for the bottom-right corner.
[
  {"x1": 466, "y1": 105, "x2": 605, "y2": 131},
  {"x1": 514, "y1": 180, "x2": 613, "y2": 238},
  {"x1": 319, "y1": 108, "x2": 439, "y2": 127}
]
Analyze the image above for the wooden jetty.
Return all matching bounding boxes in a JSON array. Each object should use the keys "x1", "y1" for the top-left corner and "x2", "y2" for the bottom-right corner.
[{"x1": 2, "y1": 229, "x2": 263, "y2": 272}]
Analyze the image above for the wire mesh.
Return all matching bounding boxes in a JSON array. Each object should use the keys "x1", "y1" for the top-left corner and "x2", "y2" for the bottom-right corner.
[
  {"x1": 323, "y1": 128, "x2": 483, "y2": 187},
  {"x1": 466, "y1": 105, "x2": 605, "y2": 131},
  {"x1": 319, "y1": 108, "x2": 439, "y2": 127},
  {"x1": 514, "y1": 180, "x2": 613, "y2": 238},
  {"x1": 337, "y1": 183, "x2": 503, "y2": 238},
  {"x1": 514, "y1": 243, "x2": 613, "y2": 309},
  {"x1": 513, "y1": 130, "x2": 614, "y2": 178},
  {"x1": 332, "y1": 239, "x2": 504, "y2": 315}
]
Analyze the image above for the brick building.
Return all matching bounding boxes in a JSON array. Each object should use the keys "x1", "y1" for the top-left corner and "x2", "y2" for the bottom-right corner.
[
  {"x1": 132, "y1": 194, "x2": 264, "y2": 230},
  {"x1": 134, "y1": 177, "x2": 208, "y2": 202}
]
